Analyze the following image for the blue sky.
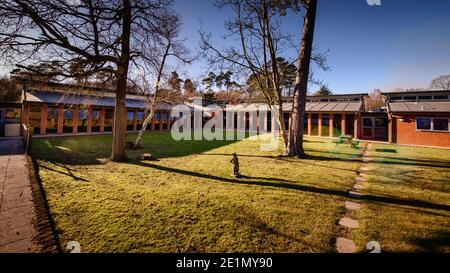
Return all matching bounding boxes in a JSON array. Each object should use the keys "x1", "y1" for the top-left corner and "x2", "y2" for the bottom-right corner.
[
  {"x1": 1, "y1": 0, "x2": 449, "y2": 94},
  {"x1": 173, "y1": 0, "x2": 450, "y2": 93}
]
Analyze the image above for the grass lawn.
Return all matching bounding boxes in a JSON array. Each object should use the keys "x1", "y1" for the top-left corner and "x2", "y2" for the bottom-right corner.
[
  {"x1": 33, "y1": 132, "x2": 363, "y2": 253},
  {"x1": 349, "y1": 144, "x2": 450, "y2": 252},
  {"x1": 32, "y1": 132, "x2": 450, "y2": 253}
]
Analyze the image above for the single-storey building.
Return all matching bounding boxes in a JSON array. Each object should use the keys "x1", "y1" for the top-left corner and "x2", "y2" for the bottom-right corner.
[
  {"x1": 19, "y1": 82, "x2": 174, "y2": 136},
  {"x1": 1, "y1": 81, "x2": 449, "y2": 149},
  {"x1": 383, "y1": 90, "x2": 450, "y2": 148}
]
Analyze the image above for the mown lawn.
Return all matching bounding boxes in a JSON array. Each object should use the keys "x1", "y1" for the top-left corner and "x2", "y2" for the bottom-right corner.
[
  {"x1": 349, "y1": 144, "x2": 450, "y2": 252},
  {"x1": 33, "y1": 132, "x2": 363, "y2": 253},
  {"x1": 32, "y1": 132, "x2": 450, "y2": 253}
]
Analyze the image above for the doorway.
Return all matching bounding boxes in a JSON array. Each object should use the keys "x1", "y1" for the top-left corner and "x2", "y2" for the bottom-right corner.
[
  {"x1": 362, "y1": 117, "x2": 375, "y2": 139},
  {"x1": 361, "y1": 115, "x2": 388, "y2": 141}
]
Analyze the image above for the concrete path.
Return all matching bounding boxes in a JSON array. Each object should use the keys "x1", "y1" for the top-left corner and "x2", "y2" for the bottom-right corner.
[{"x1": 0, "y1": 139, "x2": 40, "y2": 253}]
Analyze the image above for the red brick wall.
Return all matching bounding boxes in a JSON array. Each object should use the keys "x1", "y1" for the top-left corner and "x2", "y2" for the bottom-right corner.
[{"x1": 394, "y1": 114, "x2": 450, "y2": 148}]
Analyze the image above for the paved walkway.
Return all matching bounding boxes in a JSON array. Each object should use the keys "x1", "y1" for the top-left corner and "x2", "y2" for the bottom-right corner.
[{"x1": 0, "y1": 139, "x2": 40, "y2": 253}]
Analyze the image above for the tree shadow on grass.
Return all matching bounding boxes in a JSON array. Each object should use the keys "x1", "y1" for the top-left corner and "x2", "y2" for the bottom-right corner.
[
  {"x1": 410, "y1": 230, "x2": 450, "y2": 252},
  {"x1": 38, "y1": 163, "x2": 89, "y2": 182},
  {"x1": 307, "y1": 149, "x2": 450, "y2": 169},
  {"x1": 201, "y1": 153, "x2": 357, "y2": 172},
  {"x1": 126, "y1": 161, "x2": 450, "y2": 212},
  {"x1": 32, "y1": 132, "x2": 243, "y2": 165}
]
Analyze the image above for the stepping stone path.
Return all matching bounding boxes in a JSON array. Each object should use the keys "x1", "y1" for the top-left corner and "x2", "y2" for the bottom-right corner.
[{"x1": 336, "y1": 144, "x2": 372, "y2": 253}]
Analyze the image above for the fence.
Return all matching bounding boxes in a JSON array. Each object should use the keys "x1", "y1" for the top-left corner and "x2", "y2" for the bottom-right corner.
[{"x1": 23, "y1": 124, "x2": 34, "y2": 155}]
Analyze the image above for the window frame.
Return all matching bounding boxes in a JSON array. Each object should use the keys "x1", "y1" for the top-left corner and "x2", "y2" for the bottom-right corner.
[{"x1": 416, "y1": 117, "x2": 450, "y2": 132}]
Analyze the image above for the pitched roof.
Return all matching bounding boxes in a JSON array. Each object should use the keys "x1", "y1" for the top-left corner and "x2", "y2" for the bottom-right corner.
[
  {"x1": 304, "y1": 101, "x2": 363, "y2": 112},
  {"x1": 23, "y1": 90, "x2": 173, "y2": 110},
  {"x1": 388, "y1": 101, "x2": 450, "y2": 113},
  {"x1": 225, "y1": 101, "x2": 363, "y2": 113}
]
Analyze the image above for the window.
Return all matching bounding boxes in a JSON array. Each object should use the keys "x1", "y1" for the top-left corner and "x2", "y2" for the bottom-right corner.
[
  {"x1": 5, "y1": 108, "x2": 21, "y2": 123},
  {"x1": 310, "y1": 114, "x2": 318, "y2": 136},
  {"x1": 416, "y1": 117, "x2": 449, "y2": 132},
  {"x1": 434, "y1": 95, "x2": 448, "y2": 100},
  {"x1": 91, "y1": 108, "x2": 102, "y2": 133},
  {"x1": 136, "y1": 111, "x2": 144, "y2": 130},
  {"x1": 78, "y1": 109, "x2": 88, "y2": 133},
  {"x1": 104, "y1": 109, "x2": 113, "y2": 132},
  {"x1": 321, "y1": 114, "x2": 330, "y2": 136},
  {"x1": 303, "y1": 115, "x2": 308, "y2": 135},
  {"x1": 433, "y1": 119, "x2": 449, "y2": 131},
  {"x1": 418, "y1": 96, "x2": 432, "y2": 100},
  {"x1": 333, "y1": 114, "x2": 342, "y2": 137},
  {"x1": 29, "y1": 106, "x2": 41, "y2": 134},
  {"x1": 46, "y1": 107, "x2": 59, "y2": 134},
  {"x1": 404, "y1": 96, "x2": 417, "y2": 100},
  {"x1": 416, "y1": 118, "x2": 431, "y2": 130},
  {"x1": 127, "y1": 111, "x2": 135, "y2": 131},
  {"x1": 62, "y1": 109, "x2": 74, "y2": 133}
]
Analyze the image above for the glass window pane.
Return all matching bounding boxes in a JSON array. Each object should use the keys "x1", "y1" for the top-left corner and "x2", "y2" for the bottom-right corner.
[
  {"x1": 63, "y1": 109, "x2": 74, "y2": 133},
  {"x1": 137, "y1": 111, "x2": 144, "y2": 130},
  {"x1": 303, "y1": 115, "x2": 308, "y2": 135},
  {"x1": 433, "y1": 119, "x2": 449, "y2": 131},
  {"x1": 92, "y1": 108, "x2": 102, "y2": 133},
  {"x1": 375, "y1": 118, "x2": 387, "y2": 127},
  {"x1": 104, "y1": 109, "x2": 113, "y2": 132},
  {"x1": 5, "y1": 108, "x2": 21, "y2": 123},
  {"x1": 311, "y1": 114, "x2": 319, "y2": 136},
  {"x1": 46, "y1": 107, "x2": 59, "y2": 134},
  {"x1": 333, "y1": 114, "x2": 342, "y2": 137},
  {"x1": 416, "y1": 118, "x2": 431, "y2": 130},
  {"x1": 321, "y1": 114, "x2": 330, "y2": 136},
  {"x1": 78, "y1": 109, "x2": 88, "y2": 133},
  {"x1": 29, "y1": 106, "x2": 41, "y2": 134},
  {"x1": 127, "y1": 111, "x2": 135, "y2": 131}
]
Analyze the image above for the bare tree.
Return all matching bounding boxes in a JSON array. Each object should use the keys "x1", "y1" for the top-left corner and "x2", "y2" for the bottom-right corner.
[
  {"x1": 430, "y1": 75, "x2": 450, "y2": 90},
  {"x1": 0, "y1": 0, "x2": 175, "y2": 161},
  {"x1": 132, "y1": 14, "x2": 192, "y2": 149},
  {"x1": 365, "y1": 89, "x2": 384, "y2": 112},
  {"x1": 201, "y1": 0, "x2": 327, "y2": 150},
  {"x1": 201, "y1": 0, "x2": 306, "y2": 148},
  {"x1": 285, "y1": 0, "x2": 317, "y2": 157}
]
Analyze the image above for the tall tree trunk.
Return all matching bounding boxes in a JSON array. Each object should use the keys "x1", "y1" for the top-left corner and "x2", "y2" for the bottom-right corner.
[
  {"x1": 284, "y1": 0, "x2": 317, "y2": 157},
  {"x1": 111, "y1": 0, "x2": 131, "y2": 162}
]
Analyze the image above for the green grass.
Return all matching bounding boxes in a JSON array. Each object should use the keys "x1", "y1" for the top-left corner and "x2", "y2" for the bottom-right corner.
[
  {"x1": 349, "y1": 144, "x2": 450, "y2": 252},
  {"x1": 33, "y1": 132, "x2": 450, "y2": 253},
  {"x1": 33, "y1": 132, "x2": 363, "y2": 253}
]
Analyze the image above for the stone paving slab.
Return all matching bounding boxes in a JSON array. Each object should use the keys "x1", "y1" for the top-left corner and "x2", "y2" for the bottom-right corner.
[
  {"x1": 345, "y1": 201, "x2": 362, "y2": 211},
  {"x1": 354, "y1": 176, "x2": 366, "y2": 183},
  {"x1": 349, "y1": 191, "x2": 364, "y2": 199},
  {"x1": 0, "y1": 139, "x2": 39, "y2": 253},
  {"x1": 0, "y1": 238, "x2": 39, "y2": 253},
  {"x1": 339, "y1": 217, "x2": 359, "y2": 229},
  {"x1": 336, "y1": 237, "x2": 357, "y2": 253}
]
